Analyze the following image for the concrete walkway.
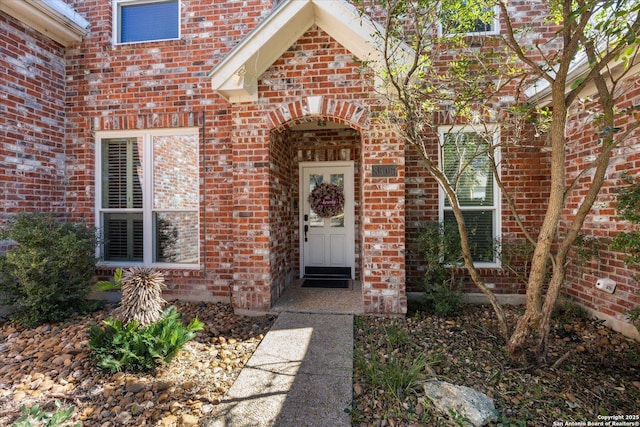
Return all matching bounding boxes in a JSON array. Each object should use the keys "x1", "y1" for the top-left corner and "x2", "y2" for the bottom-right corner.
[{"x1": 202, "y1": 312, "x2": 354, "y2": 427}]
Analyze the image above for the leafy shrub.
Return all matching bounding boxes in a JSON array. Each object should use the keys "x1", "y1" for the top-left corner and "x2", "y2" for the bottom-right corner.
[
  {"x1": 88, "y1": 305, "x2": 204, "y2": 373},
  {"x1": 416, "y1": 222, "x2": 464, "y2": 316},
  {"x1": 0, "y1": 212, "x2": 97, "y2": 326},
  {"x1": 500, "y1": 238, "x2": 535, "y2": 286},
  {"x1": 425, "y1": 281, "x2": 464, "y2": 317},
  {"x1": 12, "y1": 400, "x2": 79, "y2": 427}
]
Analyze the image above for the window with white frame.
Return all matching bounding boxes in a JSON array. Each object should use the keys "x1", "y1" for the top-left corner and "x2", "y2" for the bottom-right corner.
[
  {"x1": 114, "y1": 0, "x2": 180, "y2": 44},
  {"x1": 439, "y1": 0, "x2": 500, "y2": 36},
  {"x1": 96, "y1": 129, "x2": 199, "y2": 266},
  {"x1": 439, "y1": 126, "x2": 500, "y2": 265}
]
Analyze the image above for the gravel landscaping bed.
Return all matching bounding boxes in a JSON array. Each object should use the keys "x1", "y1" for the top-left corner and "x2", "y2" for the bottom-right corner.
[
  {"x1": 0, "y1": 301, "x2": 275, "y2": 426},
  {"x1": 2, "y1": 299, "x2": 639, "y2": 427}
]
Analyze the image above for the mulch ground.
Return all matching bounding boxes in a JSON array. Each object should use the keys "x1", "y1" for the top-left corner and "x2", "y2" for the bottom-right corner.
[{"x1": 352, "y1": 303, "x2": 640, "y2": 426}]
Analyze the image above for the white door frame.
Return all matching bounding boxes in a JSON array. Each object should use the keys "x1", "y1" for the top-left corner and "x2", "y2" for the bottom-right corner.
[{"x1": 299, "y1": 161, "x2": 355, "y2": 279}]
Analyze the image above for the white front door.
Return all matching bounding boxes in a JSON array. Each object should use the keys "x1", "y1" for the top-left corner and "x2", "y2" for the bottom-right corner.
[{"x1": 300, "y1": 162, "x2": 355, "y2": 279}]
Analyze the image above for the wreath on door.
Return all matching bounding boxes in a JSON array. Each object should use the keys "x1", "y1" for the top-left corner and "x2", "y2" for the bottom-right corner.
[{"x1": 308, "y1": 183, "x2": 345, "y2": 218}]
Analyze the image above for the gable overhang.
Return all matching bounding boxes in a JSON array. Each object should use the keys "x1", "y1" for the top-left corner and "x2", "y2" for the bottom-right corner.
[
  {"x1": 0, "y1": 0, "x2": 90, "y2": 47},
  {"x1": 208, "y1": 0, "x2": 413, "y2": 103}
]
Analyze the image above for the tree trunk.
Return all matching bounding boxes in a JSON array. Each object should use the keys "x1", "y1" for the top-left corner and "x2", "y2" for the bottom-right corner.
[
  {"x1": 535, "y1": 261, "x2": 566, "y2": 362},
  {"x1": 506, "y1": 87, "x2": 568, "y2": 360}
]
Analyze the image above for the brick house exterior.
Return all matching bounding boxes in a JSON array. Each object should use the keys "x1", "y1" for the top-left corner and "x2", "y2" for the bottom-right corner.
[{"x1": 1, "y1": 0, "x2": 638, "y2": 337}]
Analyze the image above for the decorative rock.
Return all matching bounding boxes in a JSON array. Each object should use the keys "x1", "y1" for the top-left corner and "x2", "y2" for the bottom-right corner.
[
  {"x1": 180, "y1": 413, "x2": 199, "y2": 426},
  {"x1": 169, "y1": 401, "x2": 182, "y2": 414},
  {"x1": 422, "y1": 380, "x2": 497, "y2": 427},
  {"x1": 81, "y1": 406, "x2": 96, "y2": 419},
  {"x1": 160, "y1": 415, "x2": 178, "y2": 426},
  {"x1": 115, "y1": 411, "x2": 132, "y2": 424},
  {"x1": 182, "y1": 380, "x2": 197, "y2": 390},
  {"x1": 154, "y1": 380, "x2": 172, "y2": 391},
  {"x1": 125, "y1": 378, "x2": 146, "y2": 394},
  {"x1": 103, "y1": 384, "x2": 116, "y2": 398}
]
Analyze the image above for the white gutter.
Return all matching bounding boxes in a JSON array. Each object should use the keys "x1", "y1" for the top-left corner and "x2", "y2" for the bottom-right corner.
[
  {"x1": 525, "y1": 43, "x2": 638, "y2": 104},
  {"x1": 0, "y1": 0, "x2": 90, "y2": 47},
  {"x1": 524, "y1": 50, "x2": 591, "y2": 103}
]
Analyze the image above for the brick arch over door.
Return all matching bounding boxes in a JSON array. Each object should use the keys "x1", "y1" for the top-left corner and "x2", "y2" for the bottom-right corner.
[
  {"x1": 264, "y1": 97, "x2": 370, "y2": 133},
  {"x1": 262, "y1": 96, "x2": 407, "y2": 316}
]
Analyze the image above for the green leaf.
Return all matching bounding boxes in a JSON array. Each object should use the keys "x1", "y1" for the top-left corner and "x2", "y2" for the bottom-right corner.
[{"x1": 570, "y1": 76, "x2": 586, "y2": 90}]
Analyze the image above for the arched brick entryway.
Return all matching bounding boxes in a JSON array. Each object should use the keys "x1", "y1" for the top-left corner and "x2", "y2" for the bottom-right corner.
[{"x1": 230, "y1": 96, "x2": 407, "y2": 315}]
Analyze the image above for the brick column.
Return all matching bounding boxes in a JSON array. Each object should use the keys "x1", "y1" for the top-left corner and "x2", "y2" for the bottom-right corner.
[
  {"x1": 231, "y1": 112, "x2": 272, "y2": 313},
  {"x1": 360, "y1": 122, "x2": 407, "y2": 314}
]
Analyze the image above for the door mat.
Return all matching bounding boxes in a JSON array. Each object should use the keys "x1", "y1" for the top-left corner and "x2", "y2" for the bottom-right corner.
[
  {"x1": 302, "y1": 279, "x2": 349, "y2": 289},
  {"x1": 304, "y1": 266, "x2": 351, "y2": 279}
]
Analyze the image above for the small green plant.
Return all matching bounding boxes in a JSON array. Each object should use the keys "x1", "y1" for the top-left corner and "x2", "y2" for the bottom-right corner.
[
  {"x1": 448, "y1": 408, "x2": 473, "y2": 426},
  {"x1": 625, "y1": 348, "x2": 640, "y2": 365},
  {"x1": 92, "y1": 267, "x2": 123, "y2": 292},
  {"x1": 355, "y1": 347, "x2": 430, "y2": 401},
  {"x1": 552, "y1": 299, "x2": 589, "y2": 325},
  {"x1": 354, "y1": 322, "x2": 437, "y2": 404},
  {"x1": 383, "y1": 324, "x2": 412, "y2": 348},
  {"x1": 0, "y1": 212, "x2": 97, "y2": 326},
  {"x1": 88, "y1": 305, "x2": 204, "y2": 373},
  {"x1": 416, "y1": 222, "x2": 464, "y2": 316},
  {"x1": 12, "y1": 400, "x2": 80, "y2": 427}
]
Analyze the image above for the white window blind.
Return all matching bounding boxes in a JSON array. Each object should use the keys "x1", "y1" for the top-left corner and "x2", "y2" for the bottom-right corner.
[
  {"x1": 440, "y1": 128, "x2": 500, "y2": 265},
  {"x1": 97, "y1": 129, "x2": 199, "y2": 267}
]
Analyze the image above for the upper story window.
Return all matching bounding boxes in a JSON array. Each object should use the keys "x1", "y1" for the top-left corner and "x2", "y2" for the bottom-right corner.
[
  {"x1": 439, "y1": 1, "x2": 500, "y2": 36},
  {"x1": 439, "y1": 125, "x2": 501, "y2": 265},
  {"x1": 95, "y1": 128, "x2": 200, "y2": 267},
  {"x1": 114, "y1": 0, "x2": 180, "y2": 44}
]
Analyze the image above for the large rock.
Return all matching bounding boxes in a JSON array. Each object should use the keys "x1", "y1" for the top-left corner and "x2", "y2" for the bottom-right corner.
[{"x1": 421, "y1": 380, "x2": 498, "y2": 427}]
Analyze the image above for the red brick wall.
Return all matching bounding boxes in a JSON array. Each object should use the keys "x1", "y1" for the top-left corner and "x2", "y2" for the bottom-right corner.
[
  {"x1": 361, "y1": 122, "x2": 406, "y2": 313},
  {"x1": 563, "y1": 71, "x2": 640, "y2": 332},
  {"x1": 64, "y1": 0, "x2": 273, "y2": 302},
  {"x1": 0, "y1": 12, "x2": 67, "y2": 220},
  {"x1": 13, "y1": 0, "x2": 633, "y2": 320},
  {"x1": 400, "y1": 0, "x2": 560, "y2": 295}
]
